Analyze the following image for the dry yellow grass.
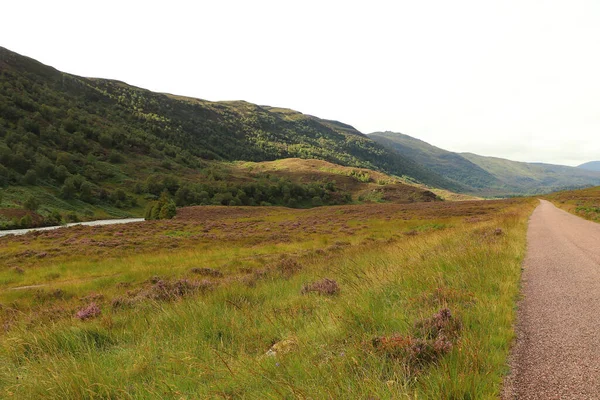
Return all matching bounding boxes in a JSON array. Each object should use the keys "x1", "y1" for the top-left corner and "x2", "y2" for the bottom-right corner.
[{"x1": 0, "y1": 198, "x2": 535, "y2": 398}]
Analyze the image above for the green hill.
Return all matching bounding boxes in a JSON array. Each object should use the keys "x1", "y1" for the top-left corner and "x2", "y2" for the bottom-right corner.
[
  {"x1": 369, "y1": 131, "x2": 500, "y2": 191},
  {"x1": 370, "y1": 131, "x2": 600, "y2": 196},
  {"x1": 0, "y1": 47, "x2": 453, "y2": 228},
  {"x1": 461, "y1": 153, "x2": 600, "y2": 195},
  {"x1": 578, "y1": 161, "x2": 600, "y2": 172}
]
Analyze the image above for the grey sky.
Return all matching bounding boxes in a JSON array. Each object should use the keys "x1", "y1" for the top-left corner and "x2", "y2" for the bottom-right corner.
[{"x1": 3, "y1": 0, "x2": 599, "y2": 166}]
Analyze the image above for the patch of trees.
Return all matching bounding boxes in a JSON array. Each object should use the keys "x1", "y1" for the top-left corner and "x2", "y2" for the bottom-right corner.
[
  {"x1": 172, "y1": 178, "x2": 346, "y2": 208},
  {"x1": 0, "y1": 207, "x2": 63, "y2": 230},
  {"x1": 144, "y1": 191, "x2": 177, "y2": 220},
  {"x1": 136, "y1": 173, "x2": 348, "y2": 209}
]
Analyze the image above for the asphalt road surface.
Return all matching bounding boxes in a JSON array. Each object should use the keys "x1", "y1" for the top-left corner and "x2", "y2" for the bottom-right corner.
[{"x1": 504, "y1": 200, "x2": 600, "y2": 399}]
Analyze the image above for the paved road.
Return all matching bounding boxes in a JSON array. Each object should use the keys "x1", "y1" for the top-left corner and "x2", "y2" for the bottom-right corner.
[
  {"x1": 0, "y1": 218, "x2": 145, "y2": 237},
  {"x1": 504, "y1": 200, "x2": 600, "y2": 399}
]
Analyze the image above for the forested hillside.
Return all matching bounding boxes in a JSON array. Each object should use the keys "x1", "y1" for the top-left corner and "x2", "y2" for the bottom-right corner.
[
  {"x1": 0, "y1": 47, "x2": 451, "y2": 228},
  {"x1": 370, "y1": 131, "x2": 500, "y2": 190}
]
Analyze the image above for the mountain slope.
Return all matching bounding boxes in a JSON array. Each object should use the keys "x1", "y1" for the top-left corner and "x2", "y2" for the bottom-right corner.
[
  {"x1": 0, "y1": 47, "x2": 455, "y2": 227},
  {"x1": 369, "y1": 131, "x2": 501, "y2": 190},
  {"x1": 0, "y1": 49, "x2": 456, "y2": 189},
  {"x1": 0, "y1": 46, "x2": 458, "y2": 188},
  {"x1": 578, "y1": 161, "x2": 600, "y2": 172},
  {"x1": 370, "y1": 131, "x2": 600, "y2": 196},
  {"x1": 461, "y1": 153, "x2": 600, "y2": 194}
]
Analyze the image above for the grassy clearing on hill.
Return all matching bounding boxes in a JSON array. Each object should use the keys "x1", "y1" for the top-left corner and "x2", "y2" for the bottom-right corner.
[
  {"x1": 545, "y1": 186, "x2": 600, "y2": 222},
  {"x1": 0, "y1": 199, "x2": 535, "y2": 398},
  {"x1": 234, "y1": 158, "x2": 444, "y2": 204}
]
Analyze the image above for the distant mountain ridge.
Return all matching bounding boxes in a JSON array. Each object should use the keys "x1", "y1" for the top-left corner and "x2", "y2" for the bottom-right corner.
[
  {"x1": 370, "y1": 131, "x2": 600, "y2": 196},
  {"x1": 578, "y1": 161, "x2": 600, "y2": 172},
  {"x1": 369, "y1": 132, "x2": 501, "y2": 191}
]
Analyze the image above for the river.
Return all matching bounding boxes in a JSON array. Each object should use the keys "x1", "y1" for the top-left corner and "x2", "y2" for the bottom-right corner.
[{"x1": 0, "y1": 218, "x2": 145, "y2": 237}]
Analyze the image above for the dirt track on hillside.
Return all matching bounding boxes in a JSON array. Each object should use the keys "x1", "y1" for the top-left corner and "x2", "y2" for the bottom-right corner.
[{"x1": 503, "y1": 200, "x2": 600, "y2": 399}]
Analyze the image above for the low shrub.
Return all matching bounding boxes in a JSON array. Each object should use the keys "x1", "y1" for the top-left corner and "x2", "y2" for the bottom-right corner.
[
  {"x1": 371, "y1": 308, "x2": 461, "y2": 371},
  {"x1": 190, "y1": 267, "x2": 224, "y2": 277},
  {"x1": 415, "y1": 308, "x2": 462, "y2": 340},
  {"x1": 275, "y1": 258, "x2": 303, "y2": 278},
  {"x1": 112, "y1": 279, "x2": 214, "y2": 308},
  {"x1": 301, "y1": 278, "x2": 340, "y2": 296},
  {"x1": 75, "y1": 302, "x2": 101, "y2": 321}
]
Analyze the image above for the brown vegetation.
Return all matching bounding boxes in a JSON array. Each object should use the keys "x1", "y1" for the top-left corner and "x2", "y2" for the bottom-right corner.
[{"x1": 0, "y1": 200, "x2": 519, "y2": 269}]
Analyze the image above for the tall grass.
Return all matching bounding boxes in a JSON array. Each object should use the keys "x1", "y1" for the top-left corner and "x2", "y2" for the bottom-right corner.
[
  {"x1": 545, "y1": 186, "x2": 600, "y2": 222},
  {"x1": 0, "y1": 201, "x2": 533, "y2": 398}
]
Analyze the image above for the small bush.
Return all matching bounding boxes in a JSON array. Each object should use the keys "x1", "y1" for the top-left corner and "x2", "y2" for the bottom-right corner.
[
  {"x1": 81, "y1": 293, "x2": 104, "y2": 303},
  {"x1": 23, "y1": 169, "x2": 37, "y2": 185},
  {"x1": 65, "y1": 212, "x2": 79, "y2": 223},
  {"x1": 111, "y1": 296, "x2": 137, "y2": 309},
  {"x1": 23, "y1": 195, "x2": 40, "y2": 211},
  {"x1": 112, "y1": 279, "x2": 214, "y2": 308},
  {"x1": 415, "y1": 308, "x2": 462, "y2": 340},
  {"x1": 275, "y1": 258, "x2": 303, "y2": 278},
  {"x1": 108, "y1": 151, "x2": 123, "y2": 163},
  {"x1": 301, "y1": 278, "x2": 340, "y2": 296},
  {"x1": 372, "y1": 335, "x2": 450, "y2": 366},
  {"x1": 145, "y1": 190, "x2": 177, "y2": 220},
  {"x1": 34, "y1": 289, "x2": 69, "y2": 304},
  {"x1": 76, "y1": 303, "x2": 101, "y2": 320},
  {"x1": 19, "y1": 214, "x2": 33, "y2": 228},
  {"x1": 159, "y1": 201, "x2": 177, "y2": 219},
  {"x1": 239, "y1": 268, "x2": 271, "y2": 287},
  {"x1": 147, "y1": 279, "x2": 208, "y2": 301},
  {"x1": 371, "y1": 308, "x2": 461, "y2": 371},
  {"x1": 190, "y1": 267, "x2": 224, "y2": 277},
  {"x1": 12, "y1": 267, "x2": 25, "y2": 275}
]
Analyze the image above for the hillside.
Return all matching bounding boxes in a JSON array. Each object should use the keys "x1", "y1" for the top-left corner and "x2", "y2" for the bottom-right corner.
[
  {"x1": 0, "y1": 47, "x2": 458, "y2": 228},
  {"x1": 370, "y1": 131, "x2": 501, "y2": 190},
  {"x1": 461, "y1": 153, "x2": 600, "y2": 195},
  {"x1": 0, "y1": 156, "x2": 443, "y2": 229},
  {"x1": 370, "y1": 131, "x2": 600, "y2": 196},
  {"x1": 234, "y1": 158, "x2": 442, "y2": 203},
  {"x1": 578, "y1": 161, "x2": 600, "y2": 172}
]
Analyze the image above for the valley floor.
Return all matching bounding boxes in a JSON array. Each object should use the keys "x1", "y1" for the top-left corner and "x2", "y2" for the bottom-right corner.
[{"x1": 0, "y1": 200, "x2": 535, "y2": 399}]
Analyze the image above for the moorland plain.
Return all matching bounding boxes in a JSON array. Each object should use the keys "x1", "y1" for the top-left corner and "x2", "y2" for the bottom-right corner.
[
  {"x1": 0, "y1": 198, "x2": 535, "y2": 398},
  {"x1": 3, "y1": 44, "x2": 600, "y2": 399}
]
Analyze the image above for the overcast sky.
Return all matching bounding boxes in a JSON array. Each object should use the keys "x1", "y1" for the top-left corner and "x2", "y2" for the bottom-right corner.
[{"x1": 2, "y1": 0, "x2": 599, "y2": 165}]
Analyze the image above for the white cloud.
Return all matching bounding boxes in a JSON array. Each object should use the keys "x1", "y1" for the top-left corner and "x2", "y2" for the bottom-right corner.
[{"x1": 2, "y1": 0, "x2": 599, "y2": 166}]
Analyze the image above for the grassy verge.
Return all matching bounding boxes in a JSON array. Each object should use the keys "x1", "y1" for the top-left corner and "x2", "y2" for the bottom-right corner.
[
  {"x1": 544, "y1": 186, "x2": 600, "y2": 222},
  {"x1": 0, "y1": 200, "x2": 534, "y2": 398}
]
